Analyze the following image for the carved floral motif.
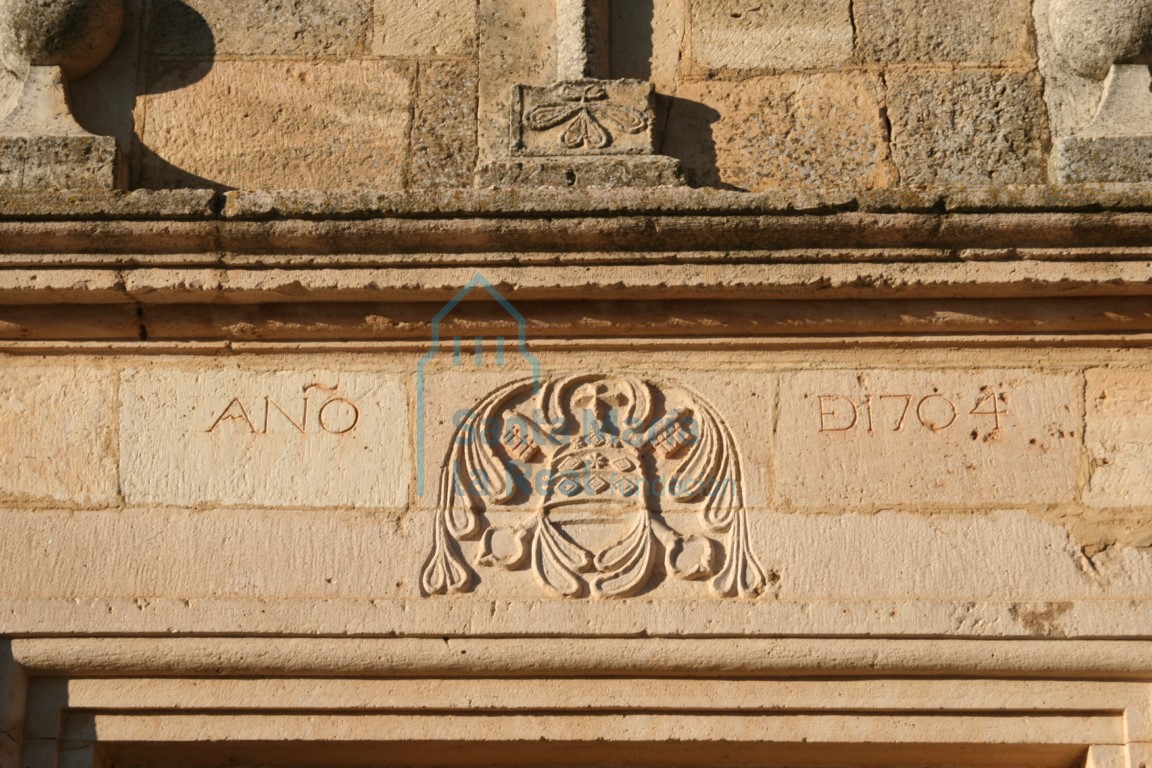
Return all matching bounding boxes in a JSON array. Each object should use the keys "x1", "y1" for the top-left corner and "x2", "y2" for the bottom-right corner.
[
  {"x1": 421, "y1": 374, "x2": 769, "y2": 599},
  {"x1": 524, "y1": 82, "x2": 650, "y2": 150}
]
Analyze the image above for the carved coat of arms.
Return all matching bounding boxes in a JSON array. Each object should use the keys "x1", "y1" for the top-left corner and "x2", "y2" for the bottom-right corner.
[{"x1": 422, "y1": 374, "x2": 768, "y2": 599}]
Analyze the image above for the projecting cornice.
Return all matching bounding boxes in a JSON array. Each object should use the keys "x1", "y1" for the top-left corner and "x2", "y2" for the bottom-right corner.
[{"x1": 1, "y1": 186, "x2": 1152, "y2": 340}]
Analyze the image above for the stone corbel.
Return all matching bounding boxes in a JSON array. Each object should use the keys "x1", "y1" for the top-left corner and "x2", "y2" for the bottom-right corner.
[
  {"x1": 479, "y1": 0, "x2": 683, "y2": 188},
  {"x1": 0, "y1": 0, "x2": 125, "y2": 189},
  {"x1": 1048, "y1": 0, "x2": 1152, "y2": 182}
]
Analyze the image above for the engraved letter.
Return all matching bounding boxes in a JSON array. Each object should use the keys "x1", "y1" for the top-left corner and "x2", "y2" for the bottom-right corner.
[
  {"x1": 207, "y1": 398, "x2": 257, "y2": 433},
  {"x1": 319, "y1": 397, "x2": 360, "y2": 435},
  {"x1": 263, "y1": 396, "x2": 308, "y2": 434},
  {"x1": 818, "y1": 395, "x2": 858, "y2": 432}
]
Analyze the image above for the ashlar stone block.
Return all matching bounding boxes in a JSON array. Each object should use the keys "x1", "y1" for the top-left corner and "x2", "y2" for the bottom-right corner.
[
  {"x1": 1086, "y1": 369, "x2": 1152, "y2": 508},
  {"x1": 138, "y1": 60, "x2": 412, "y2": 190},
  {"x1": 0, "y1": 365, "x2": 118, "y2": 505},
  {"x1": 690, "y1": 0, "x2": 853, "y2": 71},
  {"x1": 854, "y1": 0, "x2": 1035, "y2": 64},
  {"x1": 374, "y1": 0, "x2": 477, "y2": 57},
  {"x1": 887, "y1": 69, "x2": 1048, "y2": 186},
  {"x1": 150, "y1": 0, "x2": 371, "y2": 57},
  {"x1": 775, "y1": 369, "x2": 1081, "y2": 509},
  {"x1": 666, "y1": 72, "x2": 895, "y2": 191}
]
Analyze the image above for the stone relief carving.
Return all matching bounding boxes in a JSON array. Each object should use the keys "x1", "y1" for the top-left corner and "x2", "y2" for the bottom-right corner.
[
  {"x1": 1046, "y1": 0, "x2": 1152, "y2": 182},
  {"x1": 421, "y1": 375, "x2": 768, "y2": 599},
  {"x1": 480, "y1": 0, "x2": 683, "y2": 186},
  {"x1": 0, "y1": 0, "x2": 124, "y2": 188},
  {"x1": 518, "y1": 80, "x2": 651, "y2": 154}
]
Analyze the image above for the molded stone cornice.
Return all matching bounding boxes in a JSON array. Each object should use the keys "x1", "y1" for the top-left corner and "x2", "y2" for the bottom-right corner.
[{"x1": 0, "y1": 187, "x2": 1150, "y2": 309}]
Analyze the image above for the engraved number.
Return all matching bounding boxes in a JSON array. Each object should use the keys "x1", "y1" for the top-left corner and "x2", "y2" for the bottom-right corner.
[
  {"x1": 814, "y1": 387, "x2": 1009, "y2": 435},
  {"x1": 970, "y1": 390, "x2": 1007, "y2": 430}
]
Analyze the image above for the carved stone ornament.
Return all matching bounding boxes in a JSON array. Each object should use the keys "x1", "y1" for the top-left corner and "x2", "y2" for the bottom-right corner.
[
  {"x1": 421, "y1": 375, "x2": 769, "y2": 599},
  {"x1": 0, "y1": 0, "x2": 124, "y2": 188},
  {"x1": 514, "y1": 79, "x2": 655, "y2": 157},
  {"x1": 478, "y1": 0, "x2": 683, "y2": 186},
  {"x1": 1048, "y1": 0, "x2": 1152, "y2": 182}
]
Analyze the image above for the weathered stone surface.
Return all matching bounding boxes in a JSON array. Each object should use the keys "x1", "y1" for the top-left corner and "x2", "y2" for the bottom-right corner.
[
  {"x1": 478, "y1": 155, "x2": 683, "y2": 187},
  {"x1": 1086, "y1": 369, "x2": 1152, "y2": 507},
  {"x1": 514, "y1": 79, "x2": 655, "y2": 157},
  {"x1": 0, "y1": 0, "x2": 123, "y2": 78},
  {"x1": 1056, "y1": 134, "x2": 1152, "y2": 183},
  {"x1": 1052, "y1": 65, "x2": 1152, "y2": 183},
  {"x1": 0, "y1": 365, "x2": 118, "y2": 505},
  {"x1": 854, "y1": 0, "x2": 1035, "y2": 64},
  {"x1": 775, "y1": 369, "x2": 1081, "y2": 508},
  {"x1": 138, "y1": 60, "x2": 412, "y2": 190},
  {"x1": 1048, "y1": 0, "x2": 1152, "y2": 80},
  {"x1": 476, "y1": 0, "x2": 555, "y2": 166},
  {"x1": 689, "y1": 0, "x2": 852, "y2": 71},
  {"x1": 150, "y1": 0, "x2": 370, "y2": 56},
  {"x1": 0, "y1": 134, "x2": 120, "y2": 189},
  {"x1": 666, "y1": 73, "x2": 896, "y2": 191},
  {"x1": 374, "y1": 0, "x2": 476, "y2": 57},
  {"x1": 410, "y1": 59, "x2": 478, "y2": 189},
  {"x1": 887, "y1": 70, "x2": 1049, "y2": 186},
  {"x1": 119, "y1": 368, "x2": 408, "y2": 509}
]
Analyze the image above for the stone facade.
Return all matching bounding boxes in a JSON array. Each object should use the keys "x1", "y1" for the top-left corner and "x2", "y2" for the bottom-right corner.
[{"x1": 1, "y1": 1, "x2": 1152, "y2": 766}]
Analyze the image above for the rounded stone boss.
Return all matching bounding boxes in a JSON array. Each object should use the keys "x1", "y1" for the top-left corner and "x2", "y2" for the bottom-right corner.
[
  {"x1": 0, "y1": 0, "x2": 123, "y2": 80},
  {"x1": 1050, "y1": 0, "x2": 1152, "y2": 80}
]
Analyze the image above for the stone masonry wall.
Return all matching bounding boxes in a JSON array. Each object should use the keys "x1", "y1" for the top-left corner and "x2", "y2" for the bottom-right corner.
[{"x1": 43, "y1": 0, "x2": 1051, "y2": 191}]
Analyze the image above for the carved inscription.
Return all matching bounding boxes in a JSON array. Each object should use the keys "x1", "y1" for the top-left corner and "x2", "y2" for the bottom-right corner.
[
  {"x1": 119, "y1": 370, "x2": 407, "y2": 509},
  {"x1": 207, "y1": 384, "x2": 361, "y2": 435},
  {"x1": 776, "y1": 370, "x2": 1080, "y2": 507},
  {"x1": 816, "y1": 388, "x2": 1009, "y2": 434}
]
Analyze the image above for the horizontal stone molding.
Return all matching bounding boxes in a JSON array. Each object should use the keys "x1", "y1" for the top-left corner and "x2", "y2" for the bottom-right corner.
[{"x1": 10, "y1": 637, "x2": 1152, "y2": 678}]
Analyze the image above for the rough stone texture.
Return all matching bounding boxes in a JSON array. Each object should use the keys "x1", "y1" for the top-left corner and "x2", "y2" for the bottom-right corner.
[
  {"x1": 476, "y1": 0, "x2": 555, "y2": 167},
  {"x1": 1047, "y1": 0, "x2": 1152, "y2": 80},
  {"x1": 0, "y1": 135, "x2": 120, "y2": 189},
  {"x1": 1052, "y1": 65, "x2": 1152, "y2": 183},
  {"x1": 775, "y1": 369, "x2": 1081, "y2": 508},
  {"x1": 1034, "y1": 0, "x2": 1108, "y2": 143},
  {"x1": 0, "y1": 0, "x2": 123, "y2": 78},
  {"x1": 887, "y1": 69, "x2": 1049, "y2": 186},
  {"x1": 374, "y1": 0, "x2": 477, "y2": 57},
  {"x1": 0, "y1": 365, "x2": 118, "y2": 505},
  {"x1": 137, "y1": 60, "x2": 412, "y2": 190},
  {"x1": 1056, "y1": 134, "x2": 1152, "y2": 183},
  {"x1": 149, "y1": 0, "x2": 370, "y2": 57},
  {"x1": 689, "y1": 0, "x2": 853, "y2": 71},
  {"x1": 854, "y1": 0, "x2": 1035, "y2": 64},
  {"x1": 410, "y1": 60, "x2": 478, "y2": 188},
  {"x1": 119, "y1": 368, "x2": 409, "y2": 509},
  {"x1": 666, "y1": 73, "x2": 896, "y2": 191},
  {"x1": 1086, "y1": 369, "x2": 1152, "y2": 508},
  {"x1": 477, "y1": 155, "x2": 684, "y2": 187}
]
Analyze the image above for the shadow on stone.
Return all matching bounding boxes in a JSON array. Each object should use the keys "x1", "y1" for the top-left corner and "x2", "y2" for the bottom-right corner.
[
  {"x1": 610, "y1": 0, "x2": 654, "y2": 80},
  {"x1": 70, "y1": 0, "x2": 223, "y2": 189},
  {"x1": 660, "y1": 95, "x2": 745, "y2": 191}
]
